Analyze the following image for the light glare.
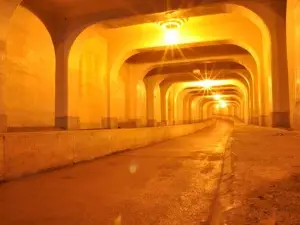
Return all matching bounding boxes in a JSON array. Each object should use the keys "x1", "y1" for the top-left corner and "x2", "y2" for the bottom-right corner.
[
  {"x1": 219, "y1": 100, "x2": 228, "y2": 108},
  {"x1": 200, "y1": 80, "x2": 214, "y2": 89},
  {"x1": 164, "y1": 29, "x2": 179, "y2": 45},
  {"x1": 213, "y1": 94, "x2": 221, "y2": 100}
]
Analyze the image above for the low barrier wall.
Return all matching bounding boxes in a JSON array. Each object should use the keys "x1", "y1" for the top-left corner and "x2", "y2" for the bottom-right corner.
[{"x1": 0, "y1": 119, "x2": 215, "y2": 181}]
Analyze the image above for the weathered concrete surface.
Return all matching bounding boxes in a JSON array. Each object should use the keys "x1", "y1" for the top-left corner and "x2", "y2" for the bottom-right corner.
[
  {"x1": 0, "y1": 121, "x2": 232, "y2": 225},
  {"x1": 0, "y1": 136, "x2": 3, "y2": 180},
  {"x1": 224, "y1": 125, "x2": 300, "y2": 224},
  {"x1": 0, "y1": 120, "x2": 214, "y2": 181}
]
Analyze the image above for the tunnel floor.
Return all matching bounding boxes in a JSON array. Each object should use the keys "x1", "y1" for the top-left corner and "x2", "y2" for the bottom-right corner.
[
  {"x1": 0, "y1": 121, "x2": 231, "y2": 225},
  {"x1": 1, "y1": 121, "x2": 300, "y2": 225},
  {"x1": 224, "y1": 124, "x2": 300, "y2": 225}
]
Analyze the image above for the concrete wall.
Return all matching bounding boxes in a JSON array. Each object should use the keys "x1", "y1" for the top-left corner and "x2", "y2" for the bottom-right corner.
[
  {"x1": 0, "y1": 119, "x2": 215, "y2": 181},
  {"x1": 5, "y1": 6, "x2": 55, "y2": 128}
]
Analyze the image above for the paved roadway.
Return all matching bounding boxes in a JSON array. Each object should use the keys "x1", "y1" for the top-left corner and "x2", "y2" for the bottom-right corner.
[{"x1": 0, "y1": 121, "x2": 232, "y2": 225}]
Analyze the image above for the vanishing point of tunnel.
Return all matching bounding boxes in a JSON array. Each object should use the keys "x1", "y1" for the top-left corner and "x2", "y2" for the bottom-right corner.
[{"x1": 1, "y1": 0, "x2": 300, "y2": 224}]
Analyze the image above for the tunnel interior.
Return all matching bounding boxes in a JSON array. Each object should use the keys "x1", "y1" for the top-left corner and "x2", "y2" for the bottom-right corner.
[
  {"x1": 1, "y1": 0, "x2": 298, "y2": 131},
  {"x1": 1, "y1": 0, "x2": 300, "y2": 224}
]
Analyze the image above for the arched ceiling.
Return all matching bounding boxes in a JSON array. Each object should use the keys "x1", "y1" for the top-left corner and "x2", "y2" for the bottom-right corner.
[
  {"x1": 126, "y1": 44, "x2": 249, "y2": 63},
  {"x1": 145, "y1": 61, "x2": 252, "y2": 89},
  {"x1": 20, "y1": 0, "x2": 269, "y2": 121},
  {"x1": 21, "y1": 0, "x2": 285, "y2": 28},
  {"x1": 146, "y1": 61, "x2": 246, "y2": 76},
  {"x1": 158, "y1": 72, "x2": 250, "y2": 90},
  {"x1": 186, "y1": 88, "x2": 242, "y2": 97}
]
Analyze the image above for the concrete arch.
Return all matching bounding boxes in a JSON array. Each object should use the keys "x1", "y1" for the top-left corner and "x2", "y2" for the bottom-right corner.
[
  {"x1": 176, "y1": 85, "x2": 246, "y2": 125},
  {"x1": 193, "y1": 88, "x2": 244, "y2": 121},
  {"x1": 107, "y1": 12, "x2": 265, "y2": 123},
  {"x1": 193, "y1": 94, "x2": 244, "y2": 122},
  {"x1": 207, "y1": 1, "x2": 289, "y2": 126},
  {"x1": 203, "y1": 100, "x2": 242, "y2": 121},
  {"x1": 140, "y1": 55, "x2": 257, "y2": 126},
  {"x1": 185, "y1": 91, "x2": 245, "y2": 124},
  {"x1": 5, "y1": 5, "x2": 56, "y2": 129},
  {"x1": 0, "y1": 0, "x2": 290, "y2": 130},
  {"x1": 68, "y1": 24, "x2": 108, "y2": 129},
  {"x1": 208, "y1": 101, "x2": 241, "y2": 119},
  {"x1": 144, "y1": 71, "x2": 251, "y2": 126},
  {"x1": 140, "y1": 54, "x2": 258, "y2": 122},
  {"x1": 199, "y1": 96, "x2": 245, "y2": 122},
  {"x1": 171, "y1": 78, "x2": 249, "y2": 123},
  {"x1": 106, "y1": 1, "x2": 289, "y2": 127}
]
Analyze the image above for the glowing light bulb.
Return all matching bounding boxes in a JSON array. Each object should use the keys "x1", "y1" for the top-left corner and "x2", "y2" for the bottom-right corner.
[
  {"x1": 213, "y1": 94, "x2": 221, "y2": 100},
  {"x1": 164, "y1": 29, "x2": 180, "y2": 45},
  {"x1": 219, "y1": 100, "x2": 227, "y2": 108},
  {"x1": 200, "y1": 80, "x2": 214, "y2": 89}
]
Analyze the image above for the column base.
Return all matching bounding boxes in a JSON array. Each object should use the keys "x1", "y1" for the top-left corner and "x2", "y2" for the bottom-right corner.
[
  {"x1": 160, "y1": 120, "x2": 167, "y2": 126},
  {"x1": 292, "y1": 102, "x2": 300, "y2": 129},
  {"x1": 80, "y1": 123, "x2": 103, "y2": 130},
  {"x1": 259, "y1": 115, "x2": 271, "y2": 127},
  {"x1": 118, "y1": 119, "x2": 142, "y2": 128},
  {"x1": 147, "y1": 119, "x2": 157, "y2": 127},
  {"x1": 55, "y1": 116, "x2": 80, "y2": 130},
  {"x1": 251, "y1": 117, "x2": 259, "y2": 125},
  {"x1": 0, "y1": 114, "x2": 7, "y2": 132},
  {"x1": 102, "y1": 117, "x2": 118, "y2": 129},
  {"x1": 272, "y1": 112, "x2": 290, "y2": 128}
]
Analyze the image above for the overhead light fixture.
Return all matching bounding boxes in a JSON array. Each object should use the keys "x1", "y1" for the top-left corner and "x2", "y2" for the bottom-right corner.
[
  {"x1": 164, "y1": 29, "x2": 179, "y2": 45},
  {"x1": 213, "y1": 94, "x2": 221, "y2": 100},
  {"x1": 193, "y1": 69, "x2": 200, "y2": 75},
  {"x1": 219, "y1": 100, "x2": 228, "y2": 108},
  {"x1": 159, "y1": 18, "x2": 187, "y2": 45}
]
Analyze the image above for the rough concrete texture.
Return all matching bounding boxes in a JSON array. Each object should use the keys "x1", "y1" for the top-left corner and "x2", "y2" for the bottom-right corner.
[
  {"x1": 0, "y1": 136, "x2": 3, "y2": 180},
  {"x1": 0, "y1": 120, "x2": 214, "y2": 181},
  {"x1": 0, "y1": 121, "x2": 231, "y2": 225},
  {"x1": 224, "y1": 124, "x2": 300, "y2": 224}
]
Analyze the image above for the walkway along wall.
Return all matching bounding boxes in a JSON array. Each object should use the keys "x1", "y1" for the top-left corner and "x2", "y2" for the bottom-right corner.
[{"x1": 0, "y1": 119, "x2": 215, "y2": 181}]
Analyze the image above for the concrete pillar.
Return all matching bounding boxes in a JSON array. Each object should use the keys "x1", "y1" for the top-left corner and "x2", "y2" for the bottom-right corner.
[
  {"x1": 168, "y1": 88, "x2": 175, "y2": 125},
  {"x1": 54, "y1": 40, "x2": 80, "y2": 130},
  {"x1": 270, "y1": 1, "x2": 290, "y2": 128},
  {"x1": 145, "y1": 78, "x2": 157, "y2": 127},
  {"x1": 287, "y1": 0, "x2": 300, "y2": 130},
  {"x1": 0, "y1": 45, "x2": 7, "y2": 132},
  {"x1": 183, "y1": 94, "x2": 190, "y2": 124},
  {"x1": 160, "y1": 84, "x2": 170, "y2": 126}
]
